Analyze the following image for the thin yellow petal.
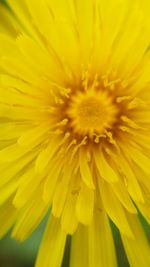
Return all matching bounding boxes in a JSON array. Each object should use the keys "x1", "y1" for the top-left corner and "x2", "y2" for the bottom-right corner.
[
  {"x1": 35, "y1": 138, "x2": 60, "y2": 174},
  {"x1": 76, "y1": 183, "x2": 94, "y2": 225},
  {"x1": 88, "y1": 210, "x2": 117, "y2": 267},
  {"x1": 0, "y1": 143, "x2": 27, "y2": 162},
  {"x1": 116, "y1": 153, "x2": 144, "y2": 203},
  {"x1": 70, "y1": 225, "x2": 88, "y2": 267},
  {"x1": 18, "y1": 123, "x2": 50, "y2": 147},
  {"x1": 79, "y1": 148, "x2": 95, "y2": 189},
  {"x1": 0, "y1": 3, "x2": 20, "y2": 37},
  {"x1": 0, "y1": 152, "x2": 36, "y2": 186},
  {"x1": 0, "y1": 122, "x2": 31, "y2": 141},
  {"x1": 17, "y1": 34, "x2": 66, "y2": 82},
  {"x1": 94, "y1": 150, "x2": 119, "y2": 183},
  {"x1": 12, "y1": 186, "x2": 48, "y2": 241},
  {"x1": 0, "y1": 198, "x2": 17, "y2": 238},
  {"x1": 111, "y1": 181, "x2": 137, "y2": 214},
  {"x1": 52, "y1": 167, "x2": 72, "y2": 218},
  {"x1": 122, "y1": 213, "x2": 150, "y2": 267},
  {"x1": 13, "y1": 167, "x2": 45, "y2": 208},
  {"x1": 0, "y1": 34, "x2": 19, "y2": 57},
  {"x1": 0, "y1": 87, "x2": 43, "y2": 107},
  {"x1": 7, "y1": 0, "x2": 39, "y2": 40},
  {"x1": 43, "y1": 160, "x2": 62, "y2": 203},
  {"x1": 0, "y1": 177, "x2": 20, "y2": 205},
  {"x1": 99, "y1": 180, "x2": 134, "y2": 238},
  {"x1": 129, "y1": 146, "x2": 150, "y2": 174},
  {"x1": 61, "y1": 187, "x2": 78, "y2": 235},
  {"x1": 35, "y1": 215, "x2": 66, "y2": 267}
]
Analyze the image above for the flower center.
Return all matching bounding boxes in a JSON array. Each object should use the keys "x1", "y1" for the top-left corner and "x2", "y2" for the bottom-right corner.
[{"x1": 67, "y1": 89, "x2": 118, "y2": 137}]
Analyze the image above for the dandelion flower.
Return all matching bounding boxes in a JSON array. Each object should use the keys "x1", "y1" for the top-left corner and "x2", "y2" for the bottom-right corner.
[{"x1": 0, "y1": 0, "x2": 150, "y2": 266}]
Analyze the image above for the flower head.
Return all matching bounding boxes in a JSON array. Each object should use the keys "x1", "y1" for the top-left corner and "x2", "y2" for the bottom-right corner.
[{"x1": 0, "y1": 0, "x2": 150, "y2": 266}]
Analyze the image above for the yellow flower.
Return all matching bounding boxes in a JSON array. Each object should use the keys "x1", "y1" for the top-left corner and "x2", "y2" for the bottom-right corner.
[{"x1": 0, "y1": 0, "x2": 150, "y2": 266}]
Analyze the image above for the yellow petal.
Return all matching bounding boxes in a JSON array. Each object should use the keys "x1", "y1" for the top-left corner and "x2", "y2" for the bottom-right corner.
[
  {"x1": 88, "y1": 210, "x2": 117, "y2": 267},
  {"x1": 13, "y1": 167, "x2": 45, "y2": 208},
  {"x1": 109, "y1": 0, "x2": 148, "y2": 75},
  {"x1": 7, "y1": 0, "x2": 39, "y2": 40},
  {"x1": 0, "y1": 74, "x2": 47, "y2": 99},
  {"x1": 0, "y1": 144, "x2": 35, "y2": 165},
  {"x1": 79, "y1": 148, "x2": 95, "y2": 189},
  {"x1": 0, "y1": 3, "x2": 20, "y2": 37},
  {"x1": 25, "y1": 0, "x2": 55, "y2": 44},
  {"x1": 122, "y1": 213, "x2": 150, "y2": 267},
  {"x1": 70, "y1": 225, "x2": 88, "y2": 267},
  {"x1": 0, "y1": 87, "x2": 43, "y2": 107},
  {"x1": 0, "y1": 34, "x2": 19, "y2": 58},
  {"x1": 129, "y1": 146, "x2": 150, "y2": 175},
  {"x1": 0, "y1": 175, "x2": 20, "y2": 205},
  {"x1": 0, "y1": 151, "x2": 36, "y2": 186},
  {"x1": 25, "y1": 0, "x2": 79, "y2": 81},
  {"x1": 0, "y1": 122, "x2": 30, "y2": 141},
  {"x1": 35, "y1": 138, "x2": 59, "y2": 174},
  {"x1": 94, "y1": 150, "x2": 119, "y2": 183},
  {"x1": 52, "y1": 167, "x2": 72, "y2": 218},
  {"x1": 16, "y1": 34, "x2": 65, "y2": 83},
  {"x1": 12, "y1": 185, "x2": 48, "y2": 241},
  {"x1": 43, "y1": 160, "x2": 62, "y2": 203},
  {"x1": 76, "y1": 183, "x2": 94, "y2": 225},
  {"x1": 18, "y1": 122, "x2": 50, "y2": 147},
  {"x1": 99, "y1": 180, "x2": 134, "y2": 238},
  {"x1": 72, "y1": 0, "x2": 95, "y2": 65},
  {"x1": 116, "y1": 153, "x2": 144, "y2": 203},
  {"x1": 35, "y1": 214, "x2": 66, "y2": 267},
  {"x1": 61, "y1": 184, "x2": 78, "y2": 235},
  {"x1": 0, "y1": 56, "x2": 49, "y2": 88},
  {"x1": 111, "y1": 181, "x2": 137, "y2": 214},
  {"x1": 136, "y1": 193, "x2": 150, "y2": 224},
  {"x1": 0, "y1": 197, "x2": 17, "y2": 238},
  {"x1": 47, "y1": 0, "x2": 81, "y2": 77}
]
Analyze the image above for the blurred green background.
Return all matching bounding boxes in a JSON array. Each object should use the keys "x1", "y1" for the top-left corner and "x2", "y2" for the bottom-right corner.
[{"x1": 0, "y1": 0, "x2": 150, "y2": 266}]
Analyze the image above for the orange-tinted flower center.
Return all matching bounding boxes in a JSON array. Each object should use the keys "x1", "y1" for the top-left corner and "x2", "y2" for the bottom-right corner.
[{"x1": 67, "y1": 89, "x2": 118, "y2": 137}]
